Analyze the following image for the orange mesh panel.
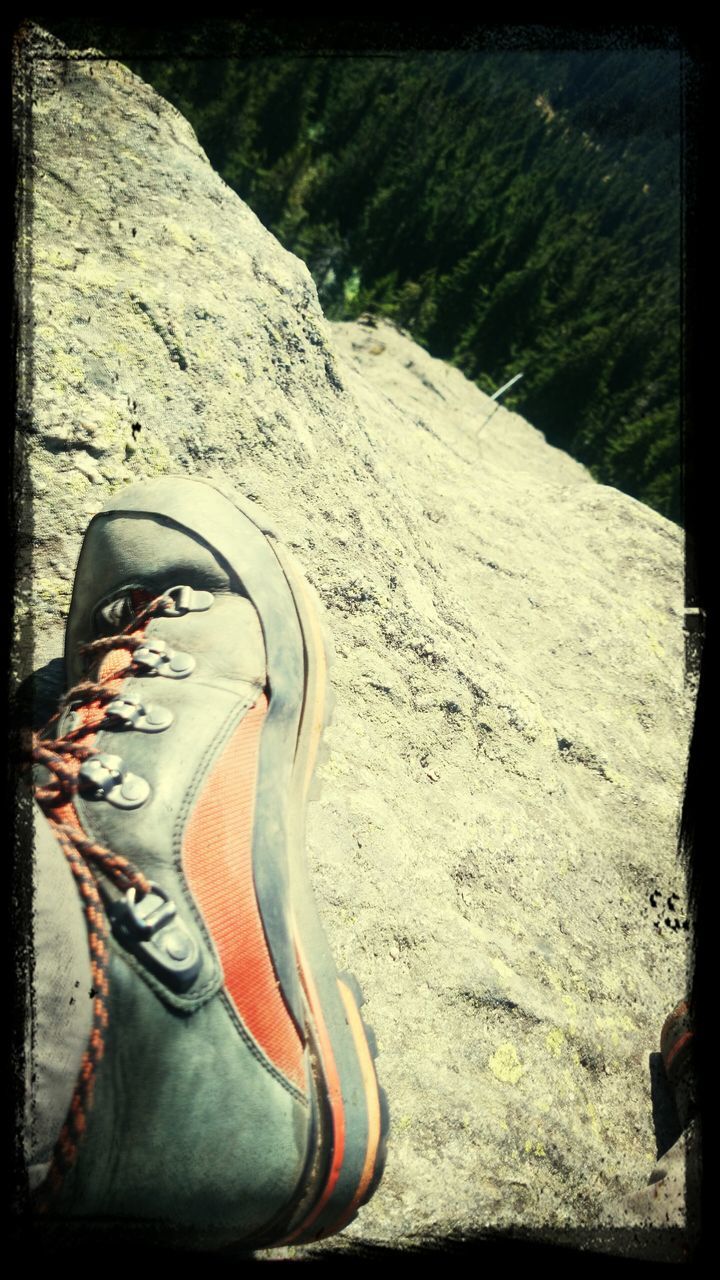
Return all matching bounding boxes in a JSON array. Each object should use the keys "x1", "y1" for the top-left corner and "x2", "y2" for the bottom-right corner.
[
  {"x1": 182, "y1": 695, "x2": 305, "y2": 1093},
  {"x1": 99, "y1": 647, "x2": 134, "y2": 681}
]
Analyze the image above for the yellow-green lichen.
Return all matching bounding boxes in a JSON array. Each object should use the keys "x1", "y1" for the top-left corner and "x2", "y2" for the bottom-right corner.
[
  {"x1": 34, "y1": 575, "x2": 72, "y2": 613},
  {"x1": 546, "y1": 1028, "x2": 565, "y2": 1057},
  {"x1": 75, "y1": 261, "x2": 122, "y2": 290},
  {"x1": 561, "y1": 994, "x2": 579, "y2": 1034},
  {"x1": 165, "y1": 222, "x2": 195, "y2": 252},
  {"x1": 51, "y1": 351, "x2": 86, "y2": 390},
  {"x1": 118, "y1": 149, "x2": 145, "y2": 168},
  {"x1": 124, "y1": 432, "x2": 174, "y2": 478},
  {"x1": 524, "y1": 1139, "x2": 546, "y2": 1157},
  {"x1": 66, "y1": 470, "x2": 94, "y2": 496},
  {"x1": 488, "y1": 1042, "x2": 524, "y2": 1086},
  {"x1": 592, "y1": 1012, "x2": 638, "y2": 1053},
  {"x1": 35, "y1": 245, "x2": 76, "y2": 273}
]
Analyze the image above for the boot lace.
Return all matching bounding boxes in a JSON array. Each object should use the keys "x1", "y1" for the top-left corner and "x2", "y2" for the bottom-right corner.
[{"x1": 27, "y1": 591, "x2": 175, "y2": 1206}]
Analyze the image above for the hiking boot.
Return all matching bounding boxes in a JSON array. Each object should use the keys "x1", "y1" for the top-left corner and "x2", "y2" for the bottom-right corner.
[{"x1": 29, "y1": 475, "x2": 388, "y2": 1247}]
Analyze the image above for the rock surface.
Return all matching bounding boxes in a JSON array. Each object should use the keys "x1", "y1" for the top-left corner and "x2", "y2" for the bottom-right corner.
[{"x1": 14, "y1": 25, "x2": 694, "y2": 1258}]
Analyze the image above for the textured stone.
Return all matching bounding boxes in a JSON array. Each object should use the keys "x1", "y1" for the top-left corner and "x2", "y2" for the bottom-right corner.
[{"x1": 14, "y1": 25, "x2": 694, "y2": 1259}]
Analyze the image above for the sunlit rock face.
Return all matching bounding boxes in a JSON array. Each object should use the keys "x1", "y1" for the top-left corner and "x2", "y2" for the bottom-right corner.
[{"x1": 15, "y1": 24, "x2": 692, "y2": 1259}]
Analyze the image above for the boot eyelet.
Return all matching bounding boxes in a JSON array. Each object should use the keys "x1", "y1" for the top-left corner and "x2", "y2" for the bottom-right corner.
[
  {"x1": 160, "y1": 586, "x2": 214, "y2": 617},
  {"x1": 167, "y1": 652, "x2": 195, "y2": 677},
  {"x1": 133, "y1": 640, "x2": 169, "y2": 668},
  {"x1": 105, "y1": 697, "x2": 173, "y2": 733},
  {"x1": 107, "y1": 882, "x2": 202, "y2": 992},
  {"x1": 79, "y1": 753, "x2": 150, "y2": 809},
  {"x1": 133, "y1": 641, "x2": 195, "y2": 679}
]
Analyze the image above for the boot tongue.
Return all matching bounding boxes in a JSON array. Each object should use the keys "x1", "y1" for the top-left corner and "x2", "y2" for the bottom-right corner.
[
  {"x1": 95, "y1": 586, "x2": 213, "y2": 636},
  {"x1": 98, "y1": 644, "x2": 137, "y2": 683},
  {"x1": 96, "y1": 590, "x2": 150, "y2": 681},
  {"x1": 95, "y1": 590, "x2": 149, "y2": 636}
]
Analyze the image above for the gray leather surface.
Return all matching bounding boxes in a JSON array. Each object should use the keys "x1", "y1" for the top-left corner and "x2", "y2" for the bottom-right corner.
[
  {"x1": 50, "y1": 478, "x2": 322, "y2": 1230},
  {"x1": 55, "y1": 945, "x2": 313, "y2": 1237},
  {"x1": 64, "y1": 481, "x2": 307, "y2": 1032},
  {"x1": 26, "y1": 803, "x2": 93, "y2": 1192},
  {"x1": 74, "y1": 601, "x2": 280, "y2": 1022}
]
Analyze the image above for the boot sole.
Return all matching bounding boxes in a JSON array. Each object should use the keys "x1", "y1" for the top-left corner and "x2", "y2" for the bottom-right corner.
[{"x1": 269, "y1": 541, "x2": 387, "y2": 1241}]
